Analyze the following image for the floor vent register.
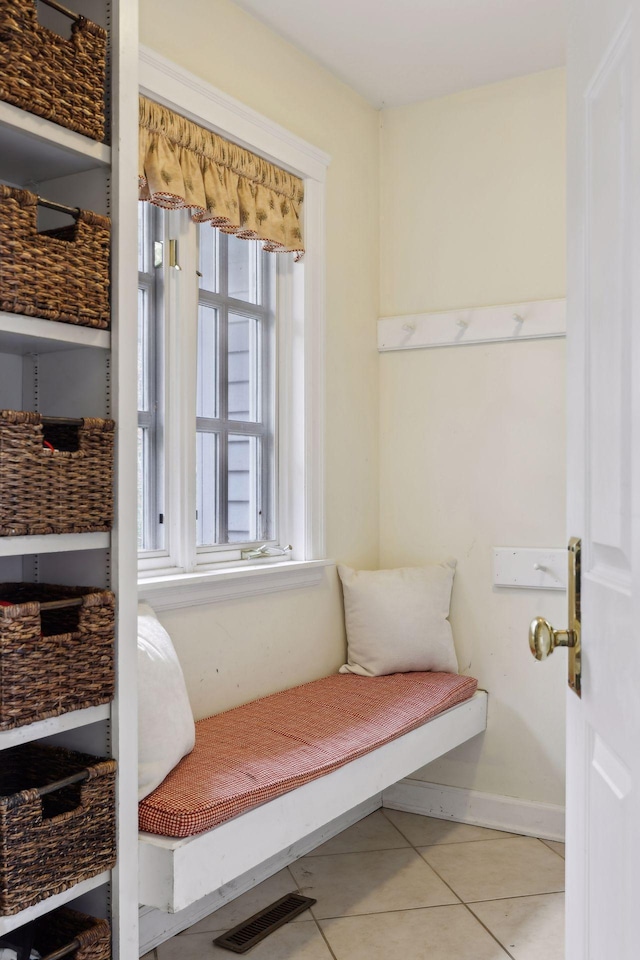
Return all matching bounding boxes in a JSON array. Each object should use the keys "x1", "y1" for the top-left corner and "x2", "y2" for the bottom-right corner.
[{"x1": 213, "y1": 892, "x2": 317, "y2": 954}]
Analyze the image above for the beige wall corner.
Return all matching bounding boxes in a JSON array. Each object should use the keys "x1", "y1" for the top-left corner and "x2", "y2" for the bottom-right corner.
[{"x1": 379, "y1": 69, "x2": 567, "y2": 806}]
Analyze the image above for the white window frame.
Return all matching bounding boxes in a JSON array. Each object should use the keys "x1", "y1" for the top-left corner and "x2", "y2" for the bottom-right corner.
[
  {"x1": 137, "y1": 47, "x2": 331, "y2": 607},
  {"x1": 137, "y1": 202, "x2": 166, "y2": 555}
]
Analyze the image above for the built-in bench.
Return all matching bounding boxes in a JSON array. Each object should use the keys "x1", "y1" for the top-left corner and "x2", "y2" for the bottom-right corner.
[{"x1": 138, "y1": 670, "x2": 487, "y2": 947}]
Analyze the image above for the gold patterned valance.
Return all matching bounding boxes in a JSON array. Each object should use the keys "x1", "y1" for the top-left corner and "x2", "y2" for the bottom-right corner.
[{"x1": 138, "y1": 96, "x2": 304, "y2": 258}]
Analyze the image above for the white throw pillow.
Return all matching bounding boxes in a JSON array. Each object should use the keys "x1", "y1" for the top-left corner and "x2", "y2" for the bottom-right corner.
[
  {"x1": 338, "y1": 560, "x2": 458, "y2": 677},
  {"x1": 137, "y1": 602, "x2": 196, "y2": 800}
]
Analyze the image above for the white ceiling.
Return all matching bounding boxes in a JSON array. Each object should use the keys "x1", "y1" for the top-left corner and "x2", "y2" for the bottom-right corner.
[{"x1": 233, "y1": 0, "x2": 567, "y2": 108}]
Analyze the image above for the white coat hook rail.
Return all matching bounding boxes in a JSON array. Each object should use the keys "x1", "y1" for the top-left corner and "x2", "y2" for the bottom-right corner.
[{"x1": 377, "y1": 298, "x2": 566, "y2": 352}]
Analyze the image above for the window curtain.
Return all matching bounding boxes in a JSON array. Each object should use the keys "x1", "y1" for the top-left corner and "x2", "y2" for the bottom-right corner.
[{"x1": 138, "y1": 96, "x2": 304, "y2": 259}]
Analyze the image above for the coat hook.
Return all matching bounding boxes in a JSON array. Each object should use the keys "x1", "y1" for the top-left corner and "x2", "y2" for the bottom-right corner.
[
  {"x1": 402, "y1": 321, "x2": 417, "y2": 333},
  {"x1": 456, "y1": 318, "x2": 469, "y2": 328},
  {"x1": 512, "y1": 313, "x2": 524, "y2": 323}
]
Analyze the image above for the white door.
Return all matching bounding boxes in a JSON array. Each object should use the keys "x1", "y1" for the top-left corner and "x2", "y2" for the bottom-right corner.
[{"x1": 565, "y1": 0, "x2": 640, "y2": 957}]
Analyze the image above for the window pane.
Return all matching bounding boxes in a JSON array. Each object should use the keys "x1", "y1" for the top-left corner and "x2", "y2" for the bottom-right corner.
[
  {"x1": 199, "y1": 225, "x2": 218, "y2": 293},
  {"x1": 228, "y1": 313, "x2": 259, "y2": 422},
  {"x1": 228, "y1": 233, "x2": 259, "y2": 303},
  {"x1": 138, "y1": 424, "x2": 165, "y2": 553},
  {"x1": 138, "y1": 202, "x2": 147, "y2": 273},
  {"x1": 137, "y1": 425, "x2": 148, "y2": 551},
  {"x1": 228, "y1": 434, "x2": 257, "y2": 543},
  {"x1": 197, "y1": 305, "x2": 218, "y2": 419},
  {"x1": 138, "y1": 287, "x2": 149, "y2": 411},
  {"x1": 196, "y1": 431, "x2": 218, "y2": 546}
]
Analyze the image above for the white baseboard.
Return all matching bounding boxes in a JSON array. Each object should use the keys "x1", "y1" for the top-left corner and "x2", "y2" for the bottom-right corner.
[
  {"x1": 138, "y1": 793, "x2": 382, "y2": 955},
  {"x1": 382, "y1": 779, "x2": 565, "y2": 842}
]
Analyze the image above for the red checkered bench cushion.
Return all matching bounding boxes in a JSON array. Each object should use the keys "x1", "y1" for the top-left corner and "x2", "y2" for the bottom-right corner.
[{"x1": 138, "y1": 671, "x2": 478, "y2": 838}]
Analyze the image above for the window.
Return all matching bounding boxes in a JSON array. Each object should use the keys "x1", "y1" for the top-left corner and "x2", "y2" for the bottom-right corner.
[
  {"x1": 136, "y1": 56, "x2": 328, "y2": 596},
  {"x1": 138, "y1": 208, "x2": 282, "y2": 574}
]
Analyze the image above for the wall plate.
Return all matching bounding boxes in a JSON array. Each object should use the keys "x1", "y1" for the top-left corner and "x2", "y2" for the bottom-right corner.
[{"x1": 493, "y1": 547, "x2": 566, "y2": 590}]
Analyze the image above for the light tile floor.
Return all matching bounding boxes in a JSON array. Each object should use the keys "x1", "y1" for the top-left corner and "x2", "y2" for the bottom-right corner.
[{"x1": 145, "y1": 810, "x2": 565, "y2": 960}]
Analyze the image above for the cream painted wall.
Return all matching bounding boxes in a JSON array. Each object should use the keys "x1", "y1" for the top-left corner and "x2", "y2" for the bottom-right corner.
[
  {"x1": 379, "y1": 70, "x2": 568, "y2": 805},
  {"x1": 139, "y1": 0, "x2": 380, "y2": 710},
  {"x1": 380, "y1": 69, "x2": 566, "y2": 317},
  {"x1": 159, "y1": 572, "x2": 345, "y2": 720},
  {"x1": 138, "y1": 4, "x2": 567, "y2": 810}
]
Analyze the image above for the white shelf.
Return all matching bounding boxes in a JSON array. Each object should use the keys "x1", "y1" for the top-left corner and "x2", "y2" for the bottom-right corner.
[
  {"x1": 0, "y1": 313, "x2": 110, "y2": 355},
  {"x1": 0, "y1": 871, "x2": 110, "y2": 935},
  {"x1": 0, "y1": 704, "x2": 110, "y2": 751},
  {"x1": 0, "y1": 533, "x2": 110, "y2": 557},
  {"x1": 0, "y1": 101, "x2": 110, "y2": 185}
]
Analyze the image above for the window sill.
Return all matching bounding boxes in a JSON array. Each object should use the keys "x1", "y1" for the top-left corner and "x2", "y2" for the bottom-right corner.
[{"x1": 137, "y1": 558, "x2": 334, "y2": 611}]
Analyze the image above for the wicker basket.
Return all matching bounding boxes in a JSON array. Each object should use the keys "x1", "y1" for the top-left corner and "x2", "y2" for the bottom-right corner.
[
  {"x1": 0, "y1": 186, "x2": 110, "y2": 329},
  {"x1": 0, "y1": 583, "x2": 115, "y2": 731},
  {"x1": 0, "y1": 744, "x2": 116, "y2": 915},
  {"x1": 0, "y1": 0, "x2": 107, "y2": 142},
  {"x1": 0, "y1": 908, "x2": 110, "y2": 960},
  {"x1": 0, "y1": 411, "x2": 114, "y2": 536}
]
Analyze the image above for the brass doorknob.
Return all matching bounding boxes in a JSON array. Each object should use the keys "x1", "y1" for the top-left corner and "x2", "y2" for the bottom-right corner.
[{"x1": 529, "y1": 617, "x2": 576, "y2": 661}]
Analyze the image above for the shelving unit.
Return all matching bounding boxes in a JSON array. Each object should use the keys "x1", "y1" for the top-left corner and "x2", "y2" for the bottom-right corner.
[{"x1": 0, "y1": 2, "x2": 139, "y2": 958}]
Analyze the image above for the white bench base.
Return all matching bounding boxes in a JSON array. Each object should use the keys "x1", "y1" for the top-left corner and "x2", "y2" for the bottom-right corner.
[
  {"x1": 138, "y1": 690, "x2": 487, "y2": 945},
  {"x1": 139, "y1": 792, "x2": 381, "y2": 955}
]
